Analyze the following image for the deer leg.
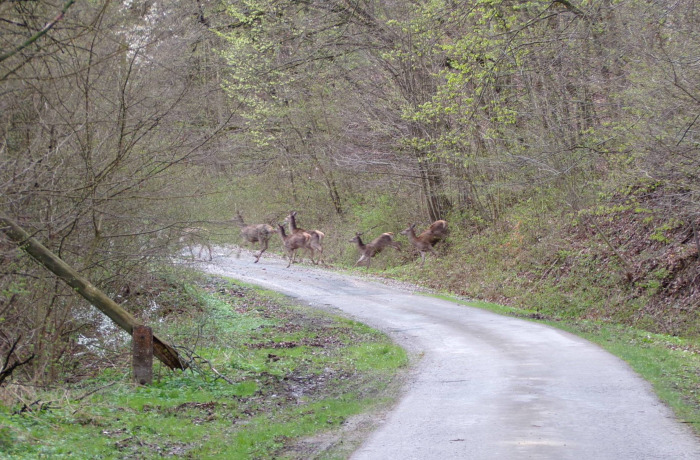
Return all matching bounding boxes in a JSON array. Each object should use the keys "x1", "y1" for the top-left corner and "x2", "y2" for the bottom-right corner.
[
  {"x1": 287, "y1": 249, "x2": 298, "y2": 268},
  {"x1": 255, "y1": 238, "x2": 269, "y2": 263},
  {"x1": 199, "y1": 243, "x2": 213, "y2": 261},
  {"x1": 419, "y1": 251, "x2": 426, "y2": 268}
]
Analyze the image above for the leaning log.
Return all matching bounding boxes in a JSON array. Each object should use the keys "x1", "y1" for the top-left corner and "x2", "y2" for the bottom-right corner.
[{"x1": 0, "y1": 216, "x2": 185, "y2": 370}]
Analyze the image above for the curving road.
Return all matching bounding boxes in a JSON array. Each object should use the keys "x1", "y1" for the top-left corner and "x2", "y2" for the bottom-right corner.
[{"x1": 198, "y1": 250, "x2": 700, "y2": 459}]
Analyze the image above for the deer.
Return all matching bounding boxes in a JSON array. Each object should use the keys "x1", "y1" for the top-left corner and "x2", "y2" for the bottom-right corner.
[
  {"x1": 233, "y1": 211, "x2": 276, "y2": 263},
  {"x1": 180, "y1": 227, "x2": 213, "y2": 261},
  {"x1": 284, "y1": 211, "x2": 325, "y2": 265},
  {"x1": 278, "y1": 224, "x2": 311, "y2": 268},
  {"x1": 349, "y1": 232, "x2": 401, "y2": 269},
  {"x1": 400, "y1": 220, "x2": 448, "y2": 267}
]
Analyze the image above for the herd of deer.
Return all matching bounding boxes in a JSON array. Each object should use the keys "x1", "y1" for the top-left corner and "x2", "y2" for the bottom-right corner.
[{"x1": 230, "y1": 211, "x2": 448, "y2": 269}]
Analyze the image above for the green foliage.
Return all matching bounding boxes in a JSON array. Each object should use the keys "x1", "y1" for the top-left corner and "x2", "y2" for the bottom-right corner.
[
  {"x1": 650, "y1": 218, "x2": 683, "y2": 244},
  {"x1": 0, "y1": 277, "x2": 406, "y2": 459},
  {"x1": 342, "y1": 343, "x2": 409, "y2": 371},
  {"x1": 0, "y1": 425, "x2": 18, "y2": 456},
  {"x1": 348, "y1": 194, "x2": 404, "y2": 232},
  {"x1": 562, "y1": 323, "x2": 700, "y2": 428}
]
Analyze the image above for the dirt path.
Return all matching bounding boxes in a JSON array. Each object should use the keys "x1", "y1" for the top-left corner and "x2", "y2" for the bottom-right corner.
[{"x1": 198, "y1": 249, "x2": 700, "y2": 459}]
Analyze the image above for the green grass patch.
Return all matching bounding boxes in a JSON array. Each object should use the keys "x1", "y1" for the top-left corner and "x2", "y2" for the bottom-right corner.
[
  {"x1": 431, "y1": 294, "x2": 700, "y2": 434},
  {"x1": 0, "y1": 275, "x2": 407, "y2": 459},
  {"x1": 557, "y1": 322, "x2": 700, "y2": 428}
]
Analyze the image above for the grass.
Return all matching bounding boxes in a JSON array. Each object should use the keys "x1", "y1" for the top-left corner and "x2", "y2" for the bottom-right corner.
[
  {"x1": 559, "y1": 322, "x2": 700, "y2": 428},
  {"x1": 0, "y1": 276, "x2": 408, "y2": 459},
  {"x1": 429, "y1": 293, "x2": 700, "y2": 433},
  {"x1": 3, "y1": 247, "x2": 697, "y2": 458}
]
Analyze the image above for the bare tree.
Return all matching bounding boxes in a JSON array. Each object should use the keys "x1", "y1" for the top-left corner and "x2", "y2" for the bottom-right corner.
[{"x1": 0, "y1": 0, "x2": 235, "y2": 384}]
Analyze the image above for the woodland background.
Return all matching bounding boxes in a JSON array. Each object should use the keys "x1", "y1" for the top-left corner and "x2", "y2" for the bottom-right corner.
[{"x1": 1, "y1": 0, "x2": 698, "y2": 388}]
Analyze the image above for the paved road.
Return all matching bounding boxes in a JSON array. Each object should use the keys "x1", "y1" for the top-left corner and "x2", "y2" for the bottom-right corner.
[{"x1": 199, "y1": 250, "x2": 700, "y2": 459}]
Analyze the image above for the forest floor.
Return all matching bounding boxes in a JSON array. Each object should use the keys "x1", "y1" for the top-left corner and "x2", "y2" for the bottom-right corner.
[{"x1": 0, "y1": 274, "x2": 408, "y2": 459}]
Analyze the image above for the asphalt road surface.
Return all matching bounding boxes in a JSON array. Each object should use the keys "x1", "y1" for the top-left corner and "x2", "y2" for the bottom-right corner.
[{"x1": 198, "y1": 249, "x2": 700, "y2": 459}]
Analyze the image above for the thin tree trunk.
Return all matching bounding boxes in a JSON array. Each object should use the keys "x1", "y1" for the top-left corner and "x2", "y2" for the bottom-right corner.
[{"x1": 0, "y1": 216, "x2": 185, "y2": 370}]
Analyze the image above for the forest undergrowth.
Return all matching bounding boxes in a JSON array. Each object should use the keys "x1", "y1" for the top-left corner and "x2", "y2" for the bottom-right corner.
[
  {"x1": 0, "y1": 274, "x2": 408, "y2": 459},
  {"x1": 385, "y1": 182, "x2": 699, "y2": 340},
  {"x1": 372, "y1": 181, "x2": 700, "y2": 432}
]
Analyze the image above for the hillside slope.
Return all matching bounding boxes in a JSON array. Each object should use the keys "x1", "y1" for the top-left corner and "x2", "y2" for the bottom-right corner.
[{"x1": 391, "y1": 184, "x2": 699, "y2": 338}]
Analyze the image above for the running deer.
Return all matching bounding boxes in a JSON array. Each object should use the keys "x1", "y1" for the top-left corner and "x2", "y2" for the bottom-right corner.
[
  {"x1": 400, "y1": 220, "x2": 448, "y2": 267},
  {"x1": 349, "y1": 232, "x2": 401, "y2": 269},
  {"x1": 180, "y1": 227, "x2": 213, "y2": 261},
  {"x1": 284, "y1": 211, "x2": 325, "y2": 264},
  {"x1": 233, "y1": 211, "x2": 275, "y2": 263},
  {"x1": 278, "y1": 224, "x2": 311, "y2": 268}
]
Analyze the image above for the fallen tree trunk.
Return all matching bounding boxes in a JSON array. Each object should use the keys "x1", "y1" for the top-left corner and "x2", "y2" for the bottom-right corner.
[{"x1": 0, "y1": 216, "x2": 185, "y2": 370}]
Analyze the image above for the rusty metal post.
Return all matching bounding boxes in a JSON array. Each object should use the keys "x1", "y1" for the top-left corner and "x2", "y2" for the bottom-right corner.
[{"x1": 133, "y1": 325, "x2": 153, "y2": 385}]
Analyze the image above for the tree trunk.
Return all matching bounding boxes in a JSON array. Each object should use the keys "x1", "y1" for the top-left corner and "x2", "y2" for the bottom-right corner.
[{"x1": 0, "y1": 216, "x2": 185, "y2": 370}]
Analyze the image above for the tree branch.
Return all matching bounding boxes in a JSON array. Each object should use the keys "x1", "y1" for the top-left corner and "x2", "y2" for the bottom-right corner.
[
  {"x1": 0, "y1": 0, "x2": 76, "y2": 63},
  {"x1": 551, "y1": 0, "x2": 585, "y2": 17},
  {"x1": 0, "y1": 336, "x2": 34, "y2": 386}
]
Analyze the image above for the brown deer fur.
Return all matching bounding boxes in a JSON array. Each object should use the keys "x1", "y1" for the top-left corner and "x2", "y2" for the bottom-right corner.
[
  {"x1": 284, "y1": 211, "x2": 325, "y2": 265},
  {"x1": 400, "y1": 220, "x2": 448, "y2": 267},
  {"x1": 349, "y1": 232, "x2": 401, "y2": 269},
  {"x1": 233, "y1": 211, "x2": 275, "y2": 263},
  {"x1": 278, "y1": 224, "x2": 311, "y2": 268}
]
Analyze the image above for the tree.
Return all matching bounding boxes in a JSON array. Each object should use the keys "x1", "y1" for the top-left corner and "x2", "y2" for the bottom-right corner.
[
  {"x1": 219, "y1": 0, "x2": 458, "y2": 221},
  {"x1": 0, "y1": 0, "x2": 233, "y2": 383}
]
